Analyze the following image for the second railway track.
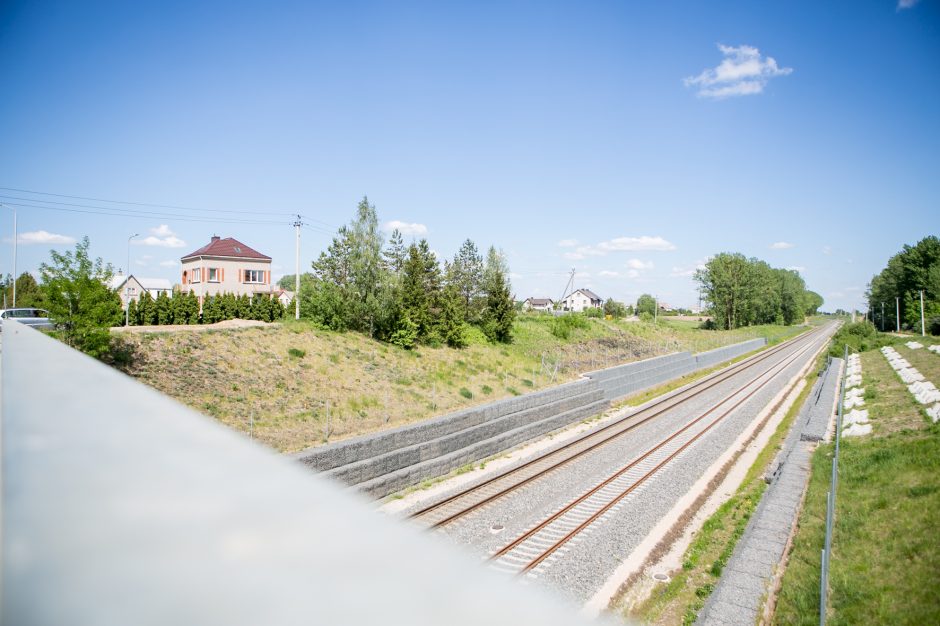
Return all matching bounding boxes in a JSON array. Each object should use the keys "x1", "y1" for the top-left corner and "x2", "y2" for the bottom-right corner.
[{"x1": 409, "y1": 325, "x2": 827, "y2": 529}]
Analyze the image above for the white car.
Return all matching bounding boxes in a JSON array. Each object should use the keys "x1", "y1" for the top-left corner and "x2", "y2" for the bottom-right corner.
[{"x1": 0, "y1": 307, "x2": 55, "y2": 331}]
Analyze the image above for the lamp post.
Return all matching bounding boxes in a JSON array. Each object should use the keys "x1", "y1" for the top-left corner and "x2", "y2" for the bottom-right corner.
[
  {"x1": 881, "y1": 302, "x2": 885, "y2": 332},
  {"x1": 1, "y1": 203, "x2": 16, "y2": 307},
  {"x1": 896, "y1": 296, "x2": 900, "y2": 333},
  {"x1": 126, "y1": 233, "x2": 139, "y2": 326}
]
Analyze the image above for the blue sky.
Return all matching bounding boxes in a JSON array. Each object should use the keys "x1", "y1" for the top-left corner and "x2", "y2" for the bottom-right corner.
[{"x1": 1, "y1": 0, "x2": 937, "y2": 312}]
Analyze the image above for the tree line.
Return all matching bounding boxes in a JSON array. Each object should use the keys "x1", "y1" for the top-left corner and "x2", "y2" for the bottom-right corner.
[
  {"x1": 284, "y1": 196, "x2": 515, "y2": 348},
  {"x1": 126, "y1": 290, "x2": 285, "y2": 326},
  {"x1": 694, "y1": 252, "x2": 822, "y2": 330},
  {"x1": 867, "y1": 235, "x2": 940, "y2": 334}
]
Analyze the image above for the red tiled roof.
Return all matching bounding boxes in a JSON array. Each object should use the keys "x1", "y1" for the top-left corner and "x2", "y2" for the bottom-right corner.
[{"x1": 181, "y1": 237, "x2": 271, "y2": 261}]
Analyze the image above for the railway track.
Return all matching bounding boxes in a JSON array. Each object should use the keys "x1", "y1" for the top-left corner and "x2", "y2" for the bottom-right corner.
[
  {"x1": 409, "y1": 325, "x2": 827, "y2": 529},
  {"x1": 487, "y1": 329, "x2": 826, "y2": 576}
]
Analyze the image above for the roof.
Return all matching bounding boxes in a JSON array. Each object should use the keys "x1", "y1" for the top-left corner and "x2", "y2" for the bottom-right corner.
[
  {"x1": 525, "y1": 298, "x2": 554, "y2": 305},
  {"x1": 109, "y1": 275, "x2": 174, "y2": 291},
  {"x1": 181, "y1": 237, "x2": 271, "y2": 261},
  {"x1": 564, "y1": 289, "x2": 602, "y2": 301}
]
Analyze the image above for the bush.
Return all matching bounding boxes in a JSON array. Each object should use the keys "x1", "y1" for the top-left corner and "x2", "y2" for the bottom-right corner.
[
  {"x1": 584, "y1": 307, "x2": 603, "y2": 318},
  {"x1": 639, "y1": 311, "x2": 654, "y2": 323},
  {"x1": 827, "y1": 321, "x2": 894, "y2": 357},
  {"x1": 551, "y1": 313, "x2": 590, "y2": 339},
  {"x1": 459, "y1": 387, "x2": 473, "y2": 399},
  {"x1": 288, "y1": 347, "x2": 306, "y2": 358},
  {"x1": 929, "y1": 316, "x2": 940, "y2": 336}
]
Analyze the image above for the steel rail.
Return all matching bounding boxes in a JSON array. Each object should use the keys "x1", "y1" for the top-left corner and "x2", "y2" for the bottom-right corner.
[
  {"x1": 495, "y1": 331, "x2": 824, "y2": 574},
  {"x1": 410, "y1": 326, "x2": 825, "y2": 527}
]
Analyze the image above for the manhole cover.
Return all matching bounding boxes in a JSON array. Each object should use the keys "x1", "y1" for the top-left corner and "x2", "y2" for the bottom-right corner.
[
  {"x1": 653, "y1": 573, "x2": 669, "y2": 582},
  {"x1": 490, "y1": 524, "x2": 505, "y2": 534}
]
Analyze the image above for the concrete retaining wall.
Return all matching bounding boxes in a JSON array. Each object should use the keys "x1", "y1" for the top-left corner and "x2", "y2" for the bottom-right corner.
[{"x1": 296, "y1": 337, "x2": 768, "y2": 498}]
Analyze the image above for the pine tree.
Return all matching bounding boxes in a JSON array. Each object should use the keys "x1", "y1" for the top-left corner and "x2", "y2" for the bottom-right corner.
[
  {"x1": 203, "y1": 295, "x2": 222, "y2": 323},
  {"x1": 481, "y1": 247, "x2": 515, "y2": 343},
  {"x1": 155, "y1": 291, "x2": 172, "y2": 325},
  {"x1": 127, "y1": 299, "x2": 138, "y2": 326},
  {"x1": 237, "y1": 293, "x2": 251, "y2": 319},
  {"x1": 137, "y1": 291, "x2": 155, "y2": 325},
  {"x1": 400, "y1": 243, "x2": 431, "y2": 339},
  {"x1": 450, "y1": 239, "x2": 484, "y2": 321},
  {"x1": 384, "y1": 228, "x2": 407, "y2": 274},
  {"x1": 438, "y1": 283, "x2": 467, "y2": 348}
]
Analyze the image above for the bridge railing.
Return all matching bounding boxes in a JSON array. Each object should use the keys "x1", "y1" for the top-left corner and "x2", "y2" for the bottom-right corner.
[{"x1": 1, "y1": 320, "x2": 590, "y2": 626}]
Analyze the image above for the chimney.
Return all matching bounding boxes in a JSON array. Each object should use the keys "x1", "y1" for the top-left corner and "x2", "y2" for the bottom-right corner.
[{"x1": 211, "y1": 235, "x2": 221, "y2": 243}]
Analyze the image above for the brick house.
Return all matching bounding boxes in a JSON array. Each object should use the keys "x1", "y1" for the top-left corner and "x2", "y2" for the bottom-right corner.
[{"x1": 179, "y1": 236, "x2": 272, "y2": 304}]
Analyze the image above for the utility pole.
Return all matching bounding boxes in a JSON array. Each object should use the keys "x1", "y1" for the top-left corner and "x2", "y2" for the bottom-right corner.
[
  {"x1": 896, "y1": 296, "x2": 900, "y2": 333},
  {"x1": 294, "y1": 215, "x2": 302, "y2": 320},
  {"x1": 920, "y1": 290, "x2": 926, "y2": 336},
  {"x1": 126, "y1": 233, "x2": 139, "y2": 326},
  {"x1": 558, "y1": 268, "x2": 575, "y2": 311},
  {"x1": 1, "y1": 204, "x2": 15, "y2": 307}
]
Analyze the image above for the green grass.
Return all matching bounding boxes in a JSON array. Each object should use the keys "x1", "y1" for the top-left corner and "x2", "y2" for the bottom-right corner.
[
  {"x1": 774, "y1": 343, "x2": 940, "y2": 624},
  {"x1": 623, "y1": 352, "x2": 822, "y2": 625},
  {"x1": 117, "y1": 314, "x2": 813, "y2": 453}
]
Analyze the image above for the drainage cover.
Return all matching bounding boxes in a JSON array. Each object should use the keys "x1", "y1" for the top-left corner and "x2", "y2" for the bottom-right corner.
[
  {"x1": 490, "y1": 524, "x2": 505, "y2": 534},
  {"x1": 653, "y1": 573, "x2": 669, "y2": 582}
]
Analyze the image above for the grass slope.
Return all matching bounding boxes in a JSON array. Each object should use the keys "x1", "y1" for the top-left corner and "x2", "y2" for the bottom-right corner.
[{"x1": 116, "y1": 314, "x2": 803, "y2": 453}]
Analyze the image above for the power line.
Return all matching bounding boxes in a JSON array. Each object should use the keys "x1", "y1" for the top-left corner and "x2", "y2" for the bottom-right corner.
[
  {"x1": 0, "y1": 186, "x2": 295, "y2": 217},
  {"x1": 1, "y1": 201, "x2": 290, "y2": 226}
]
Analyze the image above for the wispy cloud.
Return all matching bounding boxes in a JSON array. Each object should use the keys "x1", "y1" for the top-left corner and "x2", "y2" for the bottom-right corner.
[
  {"x1": 898, "y1": 0, "x2": 921, "y2": 9},
  {"x1": 670, "y1": 257, "x2": 709, "y2": 277},
  {"x1": 383, "y1": 220, "x2": 428, "y2": 236},
  {"x1": 159, "y1": 260, "x2": 179, "y2": 268},
  {"x1": 770, "y1": 241, "x2": 795, "y2": 249},
  {"x1": 626, "y1": 258, "x2": 654, "y2": 270},
  {"x1": 822, "y1": 245, "x2": 832, "y2": 255},
  {"x1": 563, "y1": 235, "x2": 675, "y2": 260},
  {"x1": 557, "y1": 239, "x2": 579, "y2": 248},
  {"x1": 599, "y1": 270, "x2": 619, "y2": 277},
  {"x1": 16, "y1": 230, "x2": 76, "y2": 245},
  {"x1": 685, "y1": 44, "x2": 792, "y2": 99},
  {"x1": 136, "y1": 224, "x2": 186, "y2": 248},
  {"x1": 787, "y1": 265, "x2": 806, "y2": 272}
]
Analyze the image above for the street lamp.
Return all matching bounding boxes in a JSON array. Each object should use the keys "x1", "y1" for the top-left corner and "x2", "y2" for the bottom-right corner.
[
  {"x1": 1, "y1": 203, "x2": 16, "y2": 307},
  {"x1": 126, "y1": 233, "x2": 139, "y2": 326}
]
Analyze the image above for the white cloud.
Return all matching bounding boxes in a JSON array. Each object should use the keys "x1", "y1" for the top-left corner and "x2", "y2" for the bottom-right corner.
[
  {"x1": 159, "y1": 260, "x2": 179, "y2": 268},
  {"x1": 135, "y1": 225, "x2": 186, "y2": 248},
  {"x1": 557, "y1": 239, "x2": 579, "y2": 248},
  {"x1": 17, "y1": 230, "x2": 76, "y2": 245},
  {"x1": 136, "y1": 235, "x2": 186, "y2": 248},
  {"x1": 770, "y1": 241, "x2": 795, "y2": 249},
  {"x1": 383, "y1": 220, "x2": 428, "y2": 236},
  {"x1": 625, "y1": 269, "x2": 641, "y2": 279},
  {"x1": 626, "y1": 258, "x2": 654, "y2": 270},
  {"x1": 670, "y1": 257, "x2": 709, "y2": 277},
  {"x1": 563, "y1": 251, "x2": 586, "y2": 261},
  {"x1": 898, "y1": 0, "x2": 921, "y2": 9},
  {"x1": 151, "y1": 224, "x2": 174, "y2": 237},
  {"x1": 822, "y1": 245, "x2": 832, "y2": 255},
  {"x1": 787, "y1": 265, "x2": 806, "y2": 272},
  {"x1": 599, "y1": 270, "x2": 620, "y2": 277},
  {"x1": 597, "y1": 236, "x2": 675, "y2": 252},
  {"x1": 685, "y1": 44, "x2": 792, "y2": 99}
]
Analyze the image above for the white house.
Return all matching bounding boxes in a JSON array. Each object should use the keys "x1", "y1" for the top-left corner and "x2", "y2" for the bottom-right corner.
[
  {"x1": 110, "y1": 274, "x2": 174, "y2": 308},
  {"x1": 523, "y1": 297, "x2": 554, "y2": 312},
  {"x1": 179, "y1": 236, "x2": 273, "y2": 303},
  {"x1": 561, "y1": 288, "x2": 603, "y2": 312}
]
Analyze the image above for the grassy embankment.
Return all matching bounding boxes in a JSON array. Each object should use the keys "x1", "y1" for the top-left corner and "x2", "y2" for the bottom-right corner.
[
  {"x1": 116, "y1": 313, "x2": 803, "y2": 453},
  {"x1": 773, "y1": 338, "x2": 940, "y2": 624},
  {"x1": 618, "y1": 344, "x2": 827, "y2": 625}
]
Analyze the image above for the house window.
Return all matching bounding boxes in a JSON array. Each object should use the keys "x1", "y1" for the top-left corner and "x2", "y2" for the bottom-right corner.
[
  {"x1": 192, "y1": 268, "x2": 201, "y2": 283},
  {"x1": 127, "y1": 287, "x2": 137, "y2": 296},
  {"x1": 208, "y1": 268, "x2": 220, "y2": 282},
  {"x1": 243, "y1": 269, "x2": 265, "y2": 283}
]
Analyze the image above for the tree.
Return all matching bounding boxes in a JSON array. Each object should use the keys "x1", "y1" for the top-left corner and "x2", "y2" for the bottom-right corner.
[
  {"x1": 481, "y1": 247, "x2": 515, "y2": 343},
  {"x1": 438, "y1": 283, "x2": 468, "y2": 348},
  {"x1": 313, "y1": 226, "x2": 353, "y2": 288},
  {"x1": 604, "y1": 299, "x2": 627, "y2": 318},
  {"x1": 3, "y1": 272, "x2": 44, "y2": 308},
  {"x1": 449, "y1": 239, "x2": 484, "y2": 321},
  {"x1": 636, "y1": 294, "x2": 657, "y2": 317},
  {"x1": 38, "y1": 237, "x2": 123, "y2": 358},
  {"x1": 348, "y1": 196, "x2": 387, "y2": 336},
  {"x1": 136, "y1": 291, "x2": 155, "y2": 325},
  {"x1": 203, "y1": 294, "x2": 222, "y2": 323},
  {"x1": 695, "y1": 253, "x2": 752, "y2": 330},
  {"x1": 400, "y1": 243, "x2": 433, "y2": 339},
  {"x1": 127, "y1": 298, "x2": 138, "y2": 325},
  {"x1": 155, "y1": 291, "x2": 172, "y2": 325},
  {"x1": 384, "y1": 228, "x2": 407, "y2": 275},
  {"x1": 868, "y1": 236, "x2": 940, "y2": 332}
]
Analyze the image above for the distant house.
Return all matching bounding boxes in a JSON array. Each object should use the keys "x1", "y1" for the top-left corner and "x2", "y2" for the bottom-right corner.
[
  {"x1": 523, "y1": 297, "x2": 554, "y2": 312},
  {"x1": 275, "y1": 289, "x2": 294, "y2": 308},
  {"x1": 561, "y1": 288, "x2": 603, "y2": 312},
  {"x1": 179, "y1": 236, "x2": 272, "y2": 303},
  {"x1": 110, "y1": 273, "x2": 173, "y2": 308}
]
